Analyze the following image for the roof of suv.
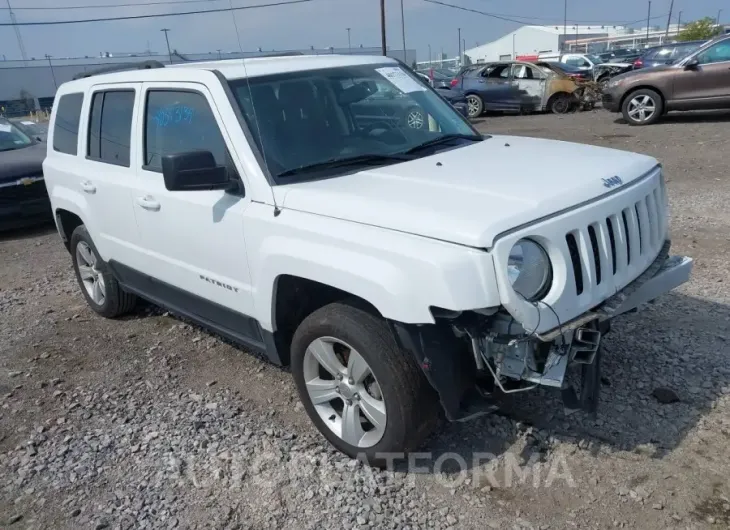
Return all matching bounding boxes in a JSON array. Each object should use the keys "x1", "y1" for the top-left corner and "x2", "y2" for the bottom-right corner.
[{"x1": 59, "y1": 54, "x2": 400, "y2": 92}]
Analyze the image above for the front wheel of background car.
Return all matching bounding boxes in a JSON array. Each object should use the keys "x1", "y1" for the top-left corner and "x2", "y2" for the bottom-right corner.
[
  {"x1": 621, "y1": 88, "x2": 663, "y2": 126},
  {"x1": 70, "y1": 225, "x2": 137, "y2": 318},
  {"x1": 405, "y1": 107, "x2": 425, "y2": 129},
  {"x1": 549, "y1": 93, "x2": 573, "y2": 114},
  {"x1": 290, "y1": 302, "x2": 439, "y2": 467},
  {"x1": 466, "y1": 94, "x2": 484, "y2": 118}
]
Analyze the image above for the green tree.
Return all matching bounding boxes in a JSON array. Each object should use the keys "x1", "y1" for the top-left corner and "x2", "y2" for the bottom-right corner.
[{"x1": 676, "y1": 17, "x2": 723, "y2": 41}]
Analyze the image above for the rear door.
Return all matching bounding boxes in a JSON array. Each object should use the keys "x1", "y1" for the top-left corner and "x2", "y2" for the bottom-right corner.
[
  {"x1": 511, "y1": 64, "x2": 547, "y2": 111},
  {"x1": 672, "y1": 40, "x2": 730, "y2": 105},
  {"x1": 80, "y1": 84, "x2": 144, "y2": 263}
]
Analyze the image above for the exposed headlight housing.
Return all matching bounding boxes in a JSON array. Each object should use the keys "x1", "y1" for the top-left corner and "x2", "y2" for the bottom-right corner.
[{"x1": 507, "y1": 239, "x2": 552, "y2": 301}]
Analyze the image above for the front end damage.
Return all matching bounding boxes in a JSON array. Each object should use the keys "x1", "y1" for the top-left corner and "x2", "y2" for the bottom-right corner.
[{"x1": 391, "y1": 241, "x2": 693, "y2": 422}]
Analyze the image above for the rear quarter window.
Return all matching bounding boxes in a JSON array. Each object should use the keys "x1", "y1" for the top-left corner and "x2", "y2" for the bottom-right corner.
[{"x1": 53, "y1": 93, "x2": 84, "y2": 155}]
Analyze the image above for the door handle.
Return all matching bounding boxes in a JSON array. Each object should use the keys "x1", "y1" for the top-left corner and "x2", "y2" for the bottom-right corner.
[
  {"x1": 80, "y1": 181, "x2": 96, "y2": 194},
  {"x1": 135, "y1": 196, "x2": 161, "y2": 211}
]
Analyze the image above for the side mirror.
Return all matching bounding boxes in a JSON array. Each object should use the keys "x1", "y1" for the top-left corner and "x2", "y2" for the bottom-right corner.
[
  {"x1": 161, "y1": 151, "x2": 230, "y2": 192},
  {"x1": 684, "y1": 58, "x2": 700, "y2": 70}
]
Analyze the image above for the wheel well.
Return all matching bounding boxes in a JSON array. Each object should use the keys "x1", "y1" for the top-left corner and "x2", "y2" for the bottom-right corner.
[
  {"x1": 547, "y1": 91, "x2": 573, "y2": 104},
  {"x1": 55, "y1": 209, "x2": 83, "y2": 251},
  {"x1": 619, "y1": 85, "x2": 665, "y2": 111},
  {"x1": 272, "y1": 275, "x2": 380, "y2": 365}
]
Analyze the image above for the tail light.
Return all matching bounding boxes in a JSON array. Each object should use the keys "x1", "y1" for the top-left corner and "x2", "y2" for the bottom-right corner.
[
  {"x1": 633, "y1": 58, "x2": 643, "y2": 68},
  {"x1": 450, "y1": 78, "x2": 459, "y2": 87}
]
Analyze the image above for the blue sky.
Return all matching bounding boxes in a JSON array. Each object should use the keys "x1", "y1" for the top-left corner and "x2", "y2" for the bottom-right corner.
[{"x1": 0, "y1": 0, "x2": 726, "y2": 61}]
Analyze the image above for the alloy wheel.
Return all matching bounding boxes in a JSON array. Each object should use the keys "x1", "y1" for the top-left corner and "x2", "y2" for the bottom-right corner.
[
  {"x1": 302, "y1": 336, "x2": 386, "y2": 448},
  {"x1": 466, "y1": 96, "x2": 481, "y2": 118},
  {"x1": 407, "y1": 109, "x2": 425, "y2": 129},
  {"x1": 76, "y1": 241, "x2": 106, "y2": 305},
  {"x1": 627, "y1": 95, "x2": 656, "y2": 123}
]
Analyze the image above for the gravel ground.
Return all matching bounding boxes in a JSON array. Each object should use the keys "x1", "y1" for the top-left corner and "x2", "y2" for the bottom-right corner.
[{"x1": 2, "y1": 109, "x2": 730, "y2": 530}]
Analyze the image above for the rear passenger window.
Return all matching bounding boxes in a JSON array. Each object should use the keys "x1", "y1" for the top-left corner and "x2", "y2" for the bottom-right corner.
[
  {"x1": 87, "y1": 90, "x2": 134, "y2": 167},
  {"x1": 53, "y1": 93, "x2": 84, "y2": 155},
  {"x1": 144, "y1": 90, "x2": 226, "y2": 172}
]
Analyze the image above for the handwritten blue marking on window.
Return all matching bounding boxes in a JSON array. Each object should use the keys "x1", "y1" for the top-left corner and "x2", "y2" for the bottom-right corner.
[{"x1": 152, "y1": 105, "x2": 195, "y2": 128}]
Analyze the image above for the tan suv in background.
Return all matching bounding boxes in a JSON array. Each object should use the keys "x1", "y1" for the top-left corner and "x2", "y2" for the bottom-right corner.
[{"x1": 602, "y1": 34, "x2": 730, "y2": 125}]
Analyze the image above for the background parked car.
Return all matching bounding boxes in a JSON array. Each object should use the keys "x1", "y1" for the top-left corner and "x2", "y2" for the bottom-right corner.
[
  {"x1": 535, "y1": 61, "x2": 592, "y2": 80},
  {"x1": 632, "y1": 40, "x2": 707, "y2": 69},
  {"x1": 350, "y1": 78, "x2": 429, "y2": 130},
  {"x1": 603, "y1": 34, "x2": 730, "y2": 125},
  {"x1": 416, "y1": 68, "x2": 453, "y2": 89},
  {"x1": 0, "y1": 118, "x2": 50, "y2": 230},
  {"x1": 453, "y1": 61, "x2": 580, "y2": 117},
  {"x1": 10, "y1": 119, "x2": 48, "y2": 142}
]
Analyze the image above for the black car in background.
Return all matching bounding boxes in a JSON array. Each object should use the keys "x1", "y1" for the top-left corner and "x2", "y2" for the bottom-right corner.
[
  {"x1": 10, "y1": 119, "x2": 48, "y2": 142},
  {"x1": 633, "y1": 40, "x2": 706, "y2": 69},
  {"x1": 0, "y1": 118, "x2": 50, "y2": 230}
]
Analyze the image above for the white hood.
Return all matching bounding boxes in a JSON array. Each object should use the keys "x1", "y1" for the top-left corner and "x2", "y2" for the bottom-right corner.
[{"x1": 274, "y1": 135, "x2": 659, "y2": 248}]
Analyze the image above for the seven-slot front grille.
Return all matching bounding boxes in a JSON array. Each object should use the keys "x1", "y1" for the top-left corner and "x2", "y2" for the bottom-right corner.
[{"x1": 564, "y1": 181, "x2": 666, "y2": 296}]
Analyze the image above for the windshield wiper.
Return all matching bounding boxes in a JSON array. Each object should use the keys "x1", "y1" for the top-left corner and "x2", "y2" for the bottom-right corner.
[
  {"x1": 403, "y1": 133, "x2": 483, "y2": 155},
  {"x1": 277, "y1": 153, "x2": 414, "y2": 178}
]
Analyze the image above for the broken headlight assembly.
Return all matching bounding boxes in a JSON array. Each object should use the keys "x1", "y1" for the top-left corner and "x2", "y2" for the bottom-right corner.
[{"x1": 507, "y1": 238, "x2": 552, "y2": 301}]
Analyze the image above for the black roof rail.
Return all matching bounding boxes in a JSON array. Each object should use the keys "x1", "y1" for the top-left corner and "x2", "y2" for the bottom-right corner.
[{"x1": 72, "y1": 60, "x2": 165, "y2": 80}]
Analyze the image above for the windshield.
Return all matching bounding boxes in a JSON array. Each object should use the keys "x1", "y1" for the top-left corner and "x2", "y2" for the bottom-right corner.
[
  {"x1": 229, "y1": 63, "x2": 478, "y2": 182},
  {"x1": 587, "y1": 54, "x2": 606, "y2": 64},
  {"x1": 0, "y1": 120, "x2": 33, "y2": 151}
]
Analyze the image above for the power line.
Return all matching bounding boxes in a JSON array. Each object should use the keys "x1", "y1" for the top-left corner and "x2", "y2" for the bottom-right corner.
[
  {"x1": 2, "y1": 0, "x2": 215, "y2": 10},
  {"x1": 0, "y1": 0, "x2": 311, "y2": 26},
  {"x1": 422, "y1": 0, "x2": 667, "y2": 27}
]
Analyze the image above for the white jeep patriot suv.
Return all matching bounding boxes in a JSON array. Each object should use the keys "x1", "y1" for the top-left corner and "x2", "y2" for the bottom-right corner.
[{"x1": 44, "y1": 55, "x2": 693, "y2": 465}]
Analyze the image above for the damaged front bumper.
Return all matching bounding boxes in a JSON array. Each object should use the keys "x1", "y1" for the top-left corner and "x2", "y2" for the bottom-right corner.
[{"x1": 391, "y1": 244, "x2": 693, "y2": 422}]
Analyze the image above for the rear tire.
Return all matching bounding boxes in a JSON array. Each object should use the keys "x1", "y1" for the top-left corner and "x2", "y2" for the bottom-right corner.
[
  {"x1": 70, "y1": 225, "x2": 137, "y2": 318},
  {"x1": 466, "y1": 94, "x2": 484, "y2": 118},
  {"x1": 621, "y1": 88, "x2": 663, "y2": 126},
  {"x1": 290, "y1": 302, "x2": 439, "y2": 467}
]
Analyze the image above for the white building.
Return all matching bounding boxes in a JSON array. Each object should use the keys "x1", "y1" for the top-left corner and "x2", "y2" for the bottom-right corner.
[{"x1": 464, "y1": 25, "x2": 628, "y2": 63}]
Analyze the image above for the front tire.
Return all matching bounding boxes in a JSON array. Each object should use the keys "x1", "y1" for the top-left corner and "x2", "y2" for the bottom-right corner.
[
  {"x1": 291, "y1": 302, "x2": 438, "y2": 467},
  {"x1": 70, "y1": 225, "x2": 137, "y2": 318},
  {"x1": 621, "y1": 88, "x2": 663, "y2": 126}
]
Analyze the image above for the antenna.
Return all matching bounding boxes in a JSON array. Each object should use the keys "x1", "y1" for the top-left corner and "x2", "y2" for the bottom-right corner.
[{"x1": 228, "y1": 0, "x2": 281, "y2": 217}]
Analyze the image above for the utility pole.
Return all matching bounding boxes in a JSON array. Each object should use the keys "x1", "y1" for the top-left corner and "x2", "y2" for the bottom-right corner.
[
  {"x1": 380, "y1": 0, "x2": 387, "y2": 56},
  {"x1": 428, "y1": 43, "x2": 431, "y2": 66},
  {"x1": 45, "y1": 54, "x2": 57, "y2": 90},
  {"x1": 462, "y1": 38, "x2": 465, "y2": 63},
  {"x1": 677, "y1": 10, "x2": 682, "y2": 33},
  {"x1": 457, "y1": 27, "x2": 461, "y2": 66},
  {"x1": 399, "y1": 0, "x2": 407, "y2": 63},
  {"x1": 346, "y1": 28, "x2": 351, "y2": 54},
  {"x1": 217, "y1": 49, "x2": 222, "y2": 59},
  {"x1": 665, "y1": 0, "x2": 674, "y2": 38},
  {"x1": 718, "y1": 10, "x2": 723, "y2": 25},
  {"x1": 512, "y1": 33, "x2": 515, "y2": 59},
  {"x1": 646, "y1": 1, "x2": 651, "y2": 46},
  {"x1": 563, "y1": 0, "x2": 567, "y2": 52},
  {"x1": 6, "y1": 0, "x2": 28, "y2": 64},
  {"x1": 161, "y1": 28, "x2": 172, "y2": 64}
]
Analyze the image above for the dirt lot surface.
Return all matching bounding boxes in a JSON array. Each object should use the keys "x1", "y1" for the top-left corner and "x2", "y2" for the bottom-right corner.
[{"x1": 2, "y1": 109, "x2": 730, "y2": 530}]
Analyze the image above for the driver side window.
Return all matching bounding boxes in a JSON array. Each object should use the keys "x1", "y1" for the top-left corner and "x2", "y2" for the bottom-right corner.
[{"x1": 697, "y1": 41, "x2": 730, "y2": 64}]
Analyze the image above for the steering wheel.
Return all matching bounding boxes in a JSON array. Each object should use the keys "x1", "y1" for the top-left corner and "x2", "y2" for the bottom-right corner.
[{"x1": 361, "y1": 120, "x2": 396, "y2": 136}]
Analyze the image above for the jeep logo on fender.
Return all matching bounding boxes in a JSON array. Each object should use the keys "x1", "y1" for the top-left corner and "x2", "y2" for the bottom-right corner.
[
  {"x1": 199, "y1": 274, "x2": 239, "y2": 293},
  {"x1": 602, "y1": 176, "x2": 623, "y2": 189}
]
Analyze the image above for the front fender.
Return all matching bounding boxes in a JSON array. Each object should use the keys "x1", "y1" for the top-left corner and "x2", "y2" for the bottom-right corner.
[{"x1": 246, "y1": 209, "x2": 501, "y2": 331}]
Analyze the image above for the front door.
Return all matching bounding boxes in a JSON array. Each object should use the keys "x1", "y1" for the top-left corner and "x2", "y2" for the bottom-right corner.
[
  {"x1": 672, "y1": 39, "x2": 730, "y2": 106},
  {"x1": 131, "y1": 82, "x2": 257, "y2": 331}
]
